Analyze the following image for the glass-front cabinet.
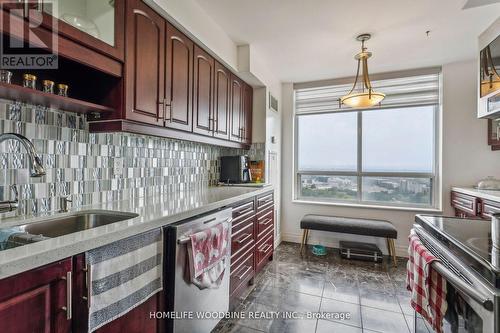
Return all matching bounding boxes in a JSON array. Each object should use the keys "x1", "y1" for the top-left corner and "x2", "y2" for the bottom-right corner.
[
  {"x1": 4, "y1": 0, "x2": 125, "y2": 60},
  {"x1": 44, "y1": 0, "x2": 115, "y2": 46}
]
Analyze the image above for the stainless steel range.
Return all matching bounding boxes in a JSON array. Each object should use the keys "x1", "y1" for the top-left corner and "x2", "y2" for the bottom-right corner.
[{"x1": 413, "y1": 215, "x2": 500, "y2": 333}]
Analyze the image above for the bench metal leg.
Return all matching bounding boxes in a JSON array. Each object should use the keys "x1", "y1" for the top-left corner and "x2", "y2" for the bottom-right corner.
[
  {"x1": 388, "y1": 238, "x2": 397, "y2": 267},
  {"x1": 300, "y1": 229, "x2": 310, "y2": 254}
]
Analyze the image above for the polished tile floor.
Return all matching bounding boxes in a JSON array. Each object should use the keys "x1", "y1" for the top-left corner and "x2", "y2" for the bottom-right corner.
[{"x1": 214, "y1": 242, "x2": 433, "y2": 333}]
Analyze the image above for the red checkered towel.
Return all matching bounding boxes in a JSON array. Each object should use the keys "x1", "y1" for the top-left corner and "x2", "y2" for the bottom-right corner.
[{"x1": 406, "y1": 232, "x2": 447, "y2": 333}]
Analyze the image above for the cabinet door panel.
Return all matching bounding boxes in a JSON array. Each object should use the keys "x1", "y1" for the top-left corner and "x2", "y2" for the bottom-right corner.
[
  {"x1": 242, "y1": 83, "x2": 253, "y2": 144},
  {"x1": 193, "y1": 45, "x2": 214, "y2": 135},
  {"x1": 214, "y1": 62, "x2": 231, "y2": 140},
  {"x1": 125, "y1": 0, "x2": 165, "y2": 125},
  {"x1": 230, "y1": 74, "x2": 243, "y2": 141},
  {"x1": 165, "y1": 23, "x2": 193, "y2": 132},
  {"x1": 0, "y1": 259, "x2": 72, "y2": 333},
  {"x1": 0, "y1": 285, "x2": 51, "y2": 333},
  {"x1": 38, "y1": 0, "x2": 125, "y2": 61}
]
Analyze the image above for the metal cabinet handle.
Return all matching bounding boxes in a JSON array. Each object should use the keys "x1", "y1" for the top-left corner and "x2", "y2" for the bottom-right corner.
[
  {"x1": 168, "y1": 101, "x2": 173, "y2": 123},
  {"x1": 61, "y1": 271, "x2": 72, "y2": 320},
  {"x1": 234, "y1": 265, "x2": 252, "y2": 280},
  {"x1": 258, "y1": 218, "x2": 272, "y2": 226},
  {"x1": 258, "y1": 244, "x2": 272, "y2": 253},
  {"x1": 158, "y1": 99, "x2": 166, "y2": 123},
  {"x1": 82, "y1": 264, "x2": 92, "y2": 308},
  {"x1": 213, "y1": 118, "x2": 218, "y2": 133},
  {"x1": 236, "y1": 207, "x2": 253, "y2": 216},
  {"x1": 236, "y1": 233, "x2": 251, "y2": 244},
  {"x1": 208, "y1": 117, "x2": 214, "y2": 132}
]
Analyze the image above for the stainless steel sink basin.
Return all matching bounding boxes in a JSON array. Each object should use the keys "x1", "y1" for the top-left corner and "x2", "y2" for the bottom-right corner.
[
  {"x1": 22, "y1": 210, "x2": 139, "y2": 238},
  {"x1": 0, "y1": 210, "x2": 139, "y2": 251}
]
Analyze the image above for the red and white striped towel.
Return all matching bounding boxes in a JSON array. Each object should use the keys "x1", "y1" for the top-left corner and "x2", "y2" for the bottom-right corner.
[{"x1": 406, "y1": 233, "x2": 447, "y2": 333}]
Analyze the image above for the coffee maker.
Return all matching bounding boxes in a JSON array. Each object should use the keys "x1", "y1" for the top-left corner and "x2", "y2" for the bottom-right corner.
[{"x1": 220, "y1": 156, "x2": 252, "y2": 184}]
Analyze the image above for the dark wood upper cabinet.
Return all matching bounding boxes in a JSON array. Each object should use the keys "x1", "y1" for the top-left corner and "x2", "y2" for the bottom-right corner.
[
  {"x1": 213, "y1": 61, "x2": 231, "y2": 140},
  {"x1": 0, "y1": 0, "x2": 126, "y2": 61},
  {"x1": 123, "y1": 0, "x2": 165, "y2": 125},
  {"x1": 0, "y1": 258, "x2": 72, "y2": 333},
  {"x1": 193, "y1": 45, "x2": 215, "y2": 135},
  {"x1": 230, "y1": 74, "x2": 244, "y2": 142},
  {"x1": 36, "y1": 0, "x2": 125, "y2": 61},
  {"x1": 165, "y1": 22, "x2": 193, "y2": 132},
  {"x1": 242, "y1": 83, "x2": 253, "y2": 145}
]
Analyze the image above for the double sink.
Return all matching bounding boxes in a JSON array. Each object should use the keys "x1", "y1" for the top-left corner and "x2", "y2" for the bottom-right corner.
[{"x1": 1, "y1": 210, "x2": 139, "y2": 250}]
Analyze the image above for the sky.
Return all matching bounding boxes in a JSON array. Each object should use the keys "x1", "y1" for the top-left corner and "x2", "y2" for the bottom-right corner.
[{"x1": 298, "y1": 106, "x2": 435, "y2": 173}]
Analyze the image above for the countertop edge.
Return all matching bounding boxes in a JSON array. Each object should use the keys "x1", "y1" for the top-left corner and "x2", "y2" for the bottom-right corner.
[
  {"x1": 451, "y1": 186, "x2": 500, "y2": 202},
  {"x1": 0, "y1": 186, "x2": 273, "y2": 280}
]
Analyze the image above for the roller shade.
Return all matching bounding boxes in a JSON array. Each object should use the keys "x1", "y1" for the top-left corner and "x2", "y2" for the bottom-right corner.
[{"x1": 295, "y1": 72, "x2": 440, "y2": 114}]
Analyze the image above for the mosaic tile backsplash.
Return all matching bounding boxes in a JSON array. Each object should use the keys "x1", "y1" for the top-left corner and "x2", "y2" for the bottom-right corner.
[{"x1": 0, "y1": 99, "x2": 263, "y2": 218}]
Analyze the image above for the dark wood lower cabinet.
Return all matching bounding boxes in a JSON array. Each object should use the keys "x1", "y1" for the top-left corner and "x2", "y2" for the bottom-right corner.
[
  {"x1": 0, "y1": 259, "x2": 72, "y2": 333},
  {"x1": 72, "y1": 254, "x2": 162, "y2": 333},
  {"x1": 229, "y1": 190, "x2": 274, "y2": 307},
  {"x1": 0, "y1": 254, "x2": 162, "y2": 333},
  {"x1": 451, "y1": 190, "x2": 500, "y2": 220},
  {"x1": 451, "y1": 191, "x2": 479, "y2": 218}
]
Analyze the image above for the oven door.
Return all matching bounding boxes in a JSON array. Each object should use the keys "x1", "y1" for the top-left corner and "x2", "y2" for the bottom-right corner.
[{"x1": 411, "y1": 226, "x2": 498, "y2": 333}]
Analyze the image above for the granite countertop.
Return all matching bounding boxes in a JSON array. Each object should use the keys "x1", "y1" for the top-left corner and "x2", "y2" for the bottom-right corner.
[
  {"x1": 451, "y1": 186, "x2": 500, "y2": 202},
  {"x1": 0, "y1": 186, "x2": 273, "y2": 279}
]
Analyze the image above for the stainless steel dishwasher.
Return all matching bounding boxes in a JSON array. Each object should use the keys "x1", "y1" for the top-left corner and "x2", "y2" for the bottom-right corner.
[{"x1": 164, "y1": 208, "x2": 232, "y2": 333}]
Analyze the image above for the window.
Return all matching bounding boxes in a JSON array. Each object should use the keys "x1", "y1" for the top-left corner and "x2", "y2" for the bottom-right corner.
[{"x1": 294, "y1": 73, "x2": 440, "y2": 209}]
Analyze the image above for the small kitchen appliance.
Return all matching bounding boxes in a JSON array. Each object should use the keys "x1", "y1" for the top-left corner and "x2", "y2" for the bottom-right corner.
[{"x1": 219, "y1": 155, "x2": 252, "y2": 184}]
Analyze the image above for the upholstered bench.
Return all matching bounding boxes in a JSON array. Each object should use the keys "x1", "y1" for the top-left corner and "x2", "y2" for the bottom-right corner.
[{"x1": 300, "y1": 214, "x2": 398, "y2": 266}]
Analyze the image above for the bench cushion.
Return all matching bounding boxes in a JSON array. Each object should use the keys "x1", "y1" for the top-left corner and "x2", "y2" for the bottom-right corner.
[{"x1": 300, "y1": 215, "x2": 397, "y2": 239}]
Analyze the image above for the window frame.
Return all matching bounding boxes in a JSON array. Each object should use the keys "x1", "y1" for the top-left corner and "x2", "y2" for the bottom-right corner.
[{"x1": 293, "y1": 103, "x2": 441, "y2": 211}]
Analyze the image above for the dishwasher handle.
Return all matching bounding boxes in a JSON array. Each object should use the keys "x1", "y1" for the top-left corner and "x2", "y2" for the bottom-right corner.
[{"x1": 177, "y1": 217, "x2": 232, "y2": 244}]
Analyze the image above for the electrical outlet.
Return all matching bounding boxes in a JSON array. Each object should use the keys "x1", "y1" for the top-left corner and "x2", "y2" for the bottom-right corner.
[{"x1": 113, "y1": 158, "x2": 123, "y2": 176}]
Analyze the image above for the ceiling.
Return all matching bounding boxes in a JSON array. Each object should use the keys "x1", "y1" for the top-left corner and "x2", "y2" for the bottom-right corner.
[{"x1": 194, "y1": 0, "x2": 500, "y2": 83}]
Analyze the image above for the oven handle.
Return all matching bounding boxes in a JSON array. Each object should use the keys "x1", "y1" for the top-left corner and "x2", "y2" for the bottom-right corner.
[
  {"x1": 431, "y1": 260, "x2": 494, "y2": 311},
  {"x1": 410, "y1": 229, "x2": 494, "y2": 311}
]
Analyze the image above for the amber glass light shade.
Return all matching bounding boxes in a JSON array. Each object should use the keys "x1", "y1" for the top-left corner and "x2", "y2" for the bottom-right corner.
[{"x1": 340, "y1": 91, "x2": 385, "y2": 108}]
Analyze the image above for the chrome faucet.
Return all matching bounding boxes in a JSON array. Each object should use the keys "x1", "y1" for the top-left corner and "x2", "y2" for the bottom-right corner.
[
  {"x1": 0, "y1": 133, "x2": 46, "y2": 213},
  {"x1": 0, "y1": 133, "x2": 46, "y2": 177}
]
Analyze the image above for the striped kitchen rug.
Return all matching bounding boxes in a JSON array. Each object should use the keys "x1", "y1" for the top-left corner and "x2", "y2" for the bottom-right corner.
[{"x1": 86, "y1": 228, "x2": 163, "y2": 332}]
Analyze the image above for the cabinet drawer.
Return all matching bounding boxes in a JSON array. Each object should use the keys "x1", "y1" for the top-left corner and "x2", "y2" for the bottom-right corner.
[
  {"x1": 232, "y1": 211, "x2": 254, "y2": 235},
  {"x1": 230, "y1": 252, "x2": 254, "y2": 294},
  {"x1": 257, "y1": 209, "x2": 274, "y2": 237},
  {"x1": 231, "y1": 234, "x2": 254, "y2": 262},
  {"x1": 231, "y1": 222, "x2": 254, "y2": 258},
  {"x1": 451, "y1": 191, "x2": 478, "y2": 216},
  {"x1": 257, "y1": 192, "x2": 273, "y2": 210},
  {"x1": 232, "y1": 200, "x2": 255, "y2": 223},
  {"x1": 481, "y1": 199, "x2": 500, "y2": 219},
  {"x1": 255, "y1": 232, "x2": 273, "y2": 272}
]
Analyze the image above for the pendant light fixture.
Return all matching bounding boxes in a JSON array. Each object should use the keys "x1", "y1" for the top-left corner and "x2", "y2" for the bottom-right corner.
[{"x1": 340, "y1": 34, "x2": 385, "y2": 108}]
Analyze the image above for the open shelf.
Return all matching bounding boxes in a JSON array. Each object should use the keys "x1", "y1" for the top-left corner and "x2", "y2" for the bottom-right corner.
[{"x1": 0, "y1": 81, "x2": 114, "y2": 114}]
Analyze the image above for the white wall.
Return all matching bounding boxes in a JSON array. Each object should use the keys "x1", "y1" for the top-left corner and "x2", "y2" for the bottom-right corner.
[
  {"x1": 281, "y1": 60, "x2": 500, "y2": 256},
  {"x1": 442, "y1": 60, "x2": 500, "y2": 214},
  {"x1": 148, "y1": 0, "x2": 238, "y2": 70}
]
